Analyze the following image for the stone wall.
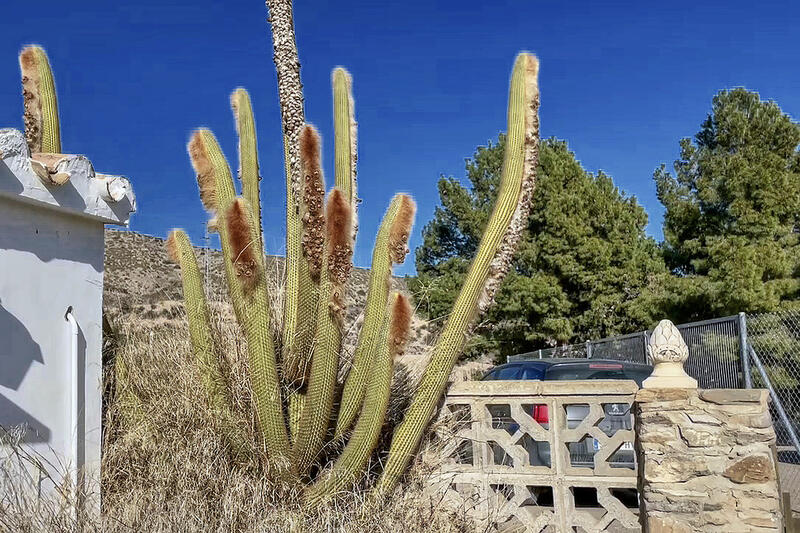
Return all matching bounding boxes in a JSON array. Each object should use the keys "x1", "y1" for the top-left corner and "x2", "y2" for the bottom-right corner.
[{"x1": 636, "y1": 388, "x2": 781, "y2": 532}]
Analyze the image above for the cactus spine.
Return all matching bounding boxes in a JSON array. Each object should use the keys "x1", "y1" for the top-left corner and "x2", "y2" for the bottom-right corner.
[
  {"x1": 231, "y1": 88, "x2": 262, "y2": 239},
  {"x1": 335, "y1": 194, "x2": 415, "y2": 437},
  {"x1": 292, "y1": 188, "x2": 353, "y2": 475},
  {"x1": 375, "y1": 52, "x2": 540, "y2": 494},
  {"x1": 306, "y1": 293, "x2": 412, "y2": 505},
  {"x1": 19, "y1": 45, "x2": 61, "y2": 153}
]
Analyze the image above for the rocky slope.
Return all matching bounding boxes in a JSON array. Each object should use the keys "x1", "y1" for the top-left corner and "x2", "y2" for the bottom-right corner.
[{"x1": 103, "y1": 230, "x2": 490, "y2": 381}]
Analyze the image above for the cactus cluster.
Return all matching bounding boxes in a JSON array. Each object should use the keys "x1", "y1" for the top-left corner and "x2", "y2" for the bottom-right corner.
[{"x1": 164, "y1": 1, "x2": 540, "y2": 503}]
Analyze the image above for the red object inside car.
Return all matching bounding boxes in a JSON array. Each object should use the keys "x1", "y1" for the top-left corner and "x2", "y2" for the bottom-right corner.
[{"x1": 532, "y1": 404, "x2": 549, "y2": 424}]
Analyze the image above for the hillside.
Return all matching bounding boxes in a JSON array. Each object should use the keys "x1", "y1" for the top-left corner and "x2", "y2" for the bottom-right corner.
[{"x1": 102, "y1": 230, "x2": 491, "y2": 381}]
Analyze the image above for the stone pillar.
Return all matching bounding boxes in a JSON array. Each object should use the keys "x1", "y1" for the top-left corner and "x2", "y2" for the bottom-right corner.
[
  {"x1": 636, "y1": 388, "x2": 782, "y2": 532},
  {"x1": 636, "y1": 319, "x2": 782, "y2": 531}
]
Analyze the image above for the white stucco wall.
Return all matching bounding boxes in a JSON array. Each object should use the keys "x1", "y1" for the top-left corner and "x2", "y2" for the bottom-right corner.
[
  {"x1": 0, "y1": 128, "x2": 135, "y2": 514},
  {"x1": 0, "y1": 197, "x2": 104, "y2": 494}
]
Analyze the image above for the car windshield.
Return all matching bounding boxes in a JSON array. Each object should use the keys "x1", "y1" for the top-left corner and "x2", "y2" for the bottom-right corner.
[{"x1": 545, "y1": 364, "x2": 651, "y2": 386}]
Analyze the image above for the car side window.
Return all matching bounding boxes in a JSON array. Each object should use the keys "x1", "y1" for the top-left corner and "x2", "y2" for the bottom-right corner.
[
  {"x1": 483, "y1": 369, "x2": 498, "y2": 380},
  {"x1": 496, "y1": 365, "x2": 522, "y2": 379},
  {"x1": 521, "y1": 366, "x2": 543, "y2": 379}
]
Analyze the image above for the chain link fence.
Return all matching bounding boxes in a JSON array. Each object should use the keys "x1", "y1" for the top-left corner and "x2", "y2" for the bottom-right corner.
[
  {"x1": 507, "y1": 310, "x2": 800, "y2": 509},
  {"x1": 745, "y1": 310, "x2": 800, "y2": 509}
]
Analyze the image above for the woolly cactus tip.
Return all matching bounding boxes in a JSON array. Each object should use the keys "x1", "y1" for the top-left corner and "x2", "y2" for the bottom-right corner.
[
  {"x1": 300, "y1": 124, "x2": 325, "y2": 279},
  {"x1": 325, "y1": 188, "x2": 353, "y2": 285},
  {"x1": 230, "y1": 87, "x2": 249, "y2": 116},
  {"x1": 389, "y1": 194, "x2": 416, "y2": 264},
  {"x1": 300, "y1": 124, "x2": 321, "y2": 169},
  {"x1": 165, "y1": 230, "x2": 182, "y2": 263},
  {"x1": 332, "y1": 67, "x2": 352, "y2": 88},
  {"x1": 19, "y1": 44, "x2": 59, "y2": 154},
  {"x1": 188, "y1": 129, "x2": 217, "y2": 213},
  {"x1": 226, "y1": 198, "x2": 260, "y2": 292},
  {"x1": 389, "y1": 293, "x2": 413, "y2": 356},
  {"x1": 517, "y1": 52, "x2": 539, "y2": 82}
]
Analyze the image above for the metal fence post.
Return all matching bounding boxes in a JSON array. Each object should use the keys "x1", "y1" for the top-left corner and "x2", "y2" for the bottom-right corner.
[
  {"x1": 586, "y1": 341, "x2": 593, "y2": 359},
  {"x1": 739, "y1": 312, "x2": 753, "y2": 389}
]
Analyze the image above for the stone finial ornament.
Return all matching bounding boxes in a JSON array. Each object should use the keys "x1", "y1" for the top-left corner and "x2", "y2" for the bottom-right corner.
[{"x1": 643, "y1": 319, "x2": 698, "y2": 389}]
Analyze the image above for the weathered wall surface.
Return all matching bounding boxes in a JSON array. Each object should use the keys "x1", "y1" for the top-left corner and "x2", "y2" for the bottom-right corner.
[
  {"x1": 0, "y1": 127, "x2": 135, "y2": 515},
  {"x1": 0, "y1": 196, "x2": 104, "y2": 498},
  {"x1": 636, "y1": 388, "x2": 781, "y2": 532}
]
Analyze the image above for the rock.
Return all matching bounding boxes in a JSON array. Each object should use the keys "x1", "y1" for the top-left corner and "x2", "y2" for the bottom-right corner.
[
  {"x1": 678, "y1": 425, "x2": 725, "y2": 448},
  {"x1": 699, "y1": 389, "x2": 767, "y2": 405},
  {"x1": 645, "y1": 515, "x2": 693, "y2": 533},
  {"x1": 723, "y1": 456, "x2": 774, "y2": 484},
  {"x1": 686, "y1": 412, "x2": 722, "y2": 426}
]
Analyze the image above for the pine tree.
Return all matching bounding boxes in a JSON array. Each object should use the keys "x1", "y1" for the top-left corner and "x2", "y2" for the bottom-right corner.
[
  {"x1": 655, "y1": 88, "x2": 800, "y2": 320},
  {"x1": 414, "y1": 137, "x2": 666, "y2": 358}
]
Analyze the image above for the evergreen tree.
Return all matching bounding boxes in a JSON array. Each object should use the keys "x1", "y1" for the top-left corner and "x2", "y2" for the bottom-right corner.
[
  {"x1": 414, "y1": 137, "x2": 666, "y2": 358},
  {"x1": 655, "y1": 88, "x2": 800, "y2": 320}
]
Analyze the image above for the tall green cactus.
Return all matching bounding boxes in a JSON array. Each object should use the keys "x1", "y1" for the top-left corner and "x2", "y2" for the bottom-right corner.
[
  {"x1": 19, "y1": 45, "x2": 61, "y2": 153},
  {"x1": 166, "y1": 230, "x2": 248, "y2": 460},
  {"x1": 231, "y1": 88, "x2": 262, "y2": 239},
  {"x1": 375, "y1": 52, "x2": 540, "y2": 494},
  {"x1": 164, "y1": 0, "x2": 539, "y2": 503},
  {"x1": 292, "y1": 188, "x2": 353, "y2": 476},
  {"x1": 266, "y1": 0, "x2": 314, "y2": 390},
  {"x1": 188, "y1": 130, "x2": 289, "y2": 467},
  {"x1": 335, "y1": 194, "x2": 415, "y2": 437},
  {"x1": 306, "y1": 292, "x2": 412, "y2": 505},
  {"x1": 224, "y1": 198, "x2": 290, "y2": 467},
  {"x1": 332, "y1": 68, "x2": 357, "y2": 217}
]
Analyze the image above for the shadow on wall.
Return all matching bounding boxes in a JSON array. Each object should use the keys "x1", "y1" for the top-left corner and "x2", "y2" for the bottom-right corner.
[
  {"x1": 0, "y1": 303, "x2": 50, "y2": 443},
  {"x1": 0, "y1": 395, "x2": 51, "y2": 443},
  {"x1": 0, "y1": 303, "x2": 42, "y2": 390}
]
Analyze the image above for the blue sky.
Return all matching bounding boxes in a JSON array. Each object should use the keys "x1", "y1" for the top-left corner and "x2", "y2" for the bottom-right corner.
[{"x1": 1, "y1": 0, "x2": 797, "y2": 275}]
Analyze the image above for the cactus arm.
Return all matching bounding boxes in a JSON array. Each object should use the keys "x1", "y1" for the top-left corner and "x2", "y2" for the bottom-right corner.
[
  {"x1": 292, "y1": 188, "x2": 353, "y2": 476},
  {"x1": 266, "y1": 0, "x2": 310, "y2": 377},
  {"x1": 166, "y1": 230, "x2": 249, "y2": 460},
  {"x1": 188, "y1": 129, "x2": 243, "y2": 320},
  {"x1": 375, "y1": 53, "x2": 540, "y2": 494},
  {"x1": 19, "y1": 45, "x2": 61, "y2": 153},
  {"x1": 231, "y1": 88, "x2": 262, "y2": 239},
  {"x1": 284, "y1": 125, "x2": 326, "y2": 386},
  {"x1": 305, "y1": 293, "x2": 411, "y2": 505},
  {"x1": 335, "y1": 194, "x2": 415, "y2": 437},
  {"x1": 189, "y1": 131, "x2": 289, "y2": 466},
  {"x1": 332, "y1": 68, "x2": 357, "y2": 214},
  {"x1": 224, "y1": 198, "x2": 290, "y2": 467}
]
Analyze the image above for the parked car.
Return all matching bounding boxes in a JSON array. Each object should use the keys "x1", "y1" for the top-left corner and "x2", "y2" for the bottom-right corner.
[{"x1": 480, "y1": 358, "x2": 652, "y2": 470}]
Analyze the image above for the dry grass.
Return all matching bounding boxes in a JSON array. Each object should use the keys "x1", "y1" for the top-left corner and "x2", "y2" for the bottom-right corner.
[{"x1": 0, "y1": 307, "x2": 477, "y2": 533}]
